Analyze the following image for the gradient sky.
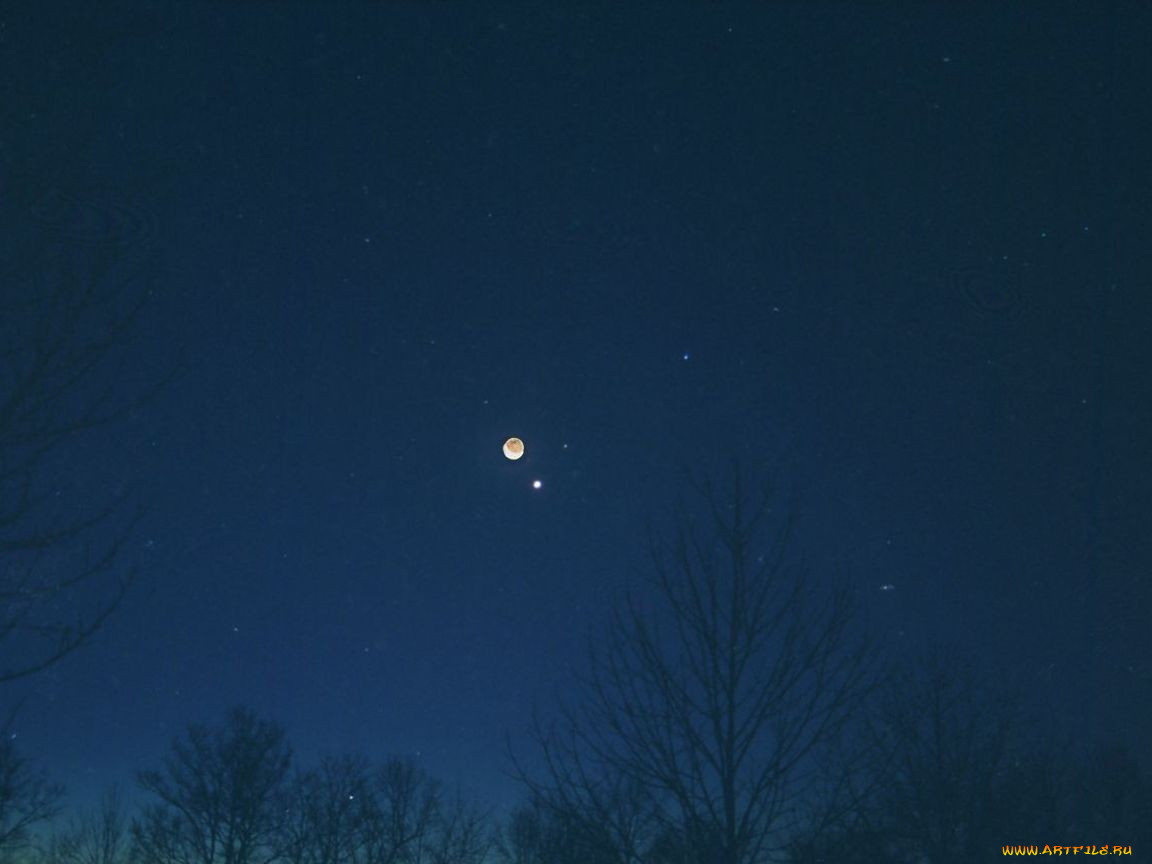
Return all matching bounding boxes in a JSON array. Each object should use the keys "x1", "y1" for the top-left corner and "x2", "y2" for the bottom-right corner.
[{"x1": 2, "y1": 2, "x2": 1150, "y2": 815}]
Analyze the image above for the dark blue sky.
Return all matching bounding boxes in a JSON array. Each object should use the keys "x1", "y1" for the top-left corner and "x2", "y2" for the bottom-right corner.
[{"x1": 2, "y1": 2, "x2": 1149, "y2": 814}]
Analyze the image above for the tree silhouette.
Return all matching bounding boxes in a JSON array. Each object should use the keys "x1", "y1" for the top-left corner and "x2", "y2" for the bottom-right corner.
[
  {"x1": 279, "y1": 755, "x2": 373, "y2": 864},
  {"x1": 280, "y1": 753, "x2": 492, "y2": 864},
  {"x1": 496, "y1": 794, "x2": 621, "y2": 864},
  {"x1": 0, "y1": 730, "x2": 64, "y2": 861},
  {"x1": 0, "y1": 277, "x2": 145, "y2": 682},
  {"x1": 794, "y1": 654, "x2": 1152, "y2": 860},
  {"x1": 793, "y1": 653, "x2": 1024, "y2": 864},
  {"x1": 1073, "y1": 742, "x2": 1152, "y2": 847},
  {"x1": 0, "y1": 143, "x2": 169, "y2": 683},
  {"x1": 358, "y1": 757, "x2": 440, "y2": 864},
  {"x1": 514, "y1": 466, "x2": 873, "y2": 864},
  {"x1": 866, "y1": 656, "x2": 1018, "y2": 864},
  {"x1": 42, "y1": 785, "x2": 131, "y2": 864},
  {"x1": 132, "y1": 707, "x2": 292, "y2": 864},
  {"x1": 420, "y1": 786, "x2": 492, "y2": 864}
]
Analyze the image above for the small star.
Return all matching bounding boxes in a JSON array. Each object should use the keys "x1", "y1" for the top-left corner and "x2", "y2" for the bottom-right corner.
[{"x1": 531, "y1": 479, "x2": 543, "y2": 490}]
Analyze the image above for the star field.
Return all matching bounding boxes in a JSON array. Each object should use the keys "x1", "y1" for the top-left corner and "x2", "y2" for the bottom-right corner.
[{"x1": 0, "y1": 0, "x2": 1149, "y2": 837}]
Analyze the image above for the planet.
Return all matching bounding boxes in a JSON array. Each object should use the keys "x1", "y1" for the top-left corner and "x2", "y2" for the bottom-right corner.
[{"x1": 502, "y1": 437, "x2": 525, "y2": 460}]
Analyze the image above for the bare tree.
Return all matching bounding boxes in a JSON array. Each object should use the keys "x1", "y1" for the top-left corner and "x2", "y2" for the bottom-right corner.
[
  {"x1": 0, "y1": 260, "x2": 145, "y2": 682},
  {"x1": 802, "y1": 654, "x2": 1019, "y2": 864},
  {"x1": 42, "y1": 785, "x2": 130, "y2": 864},
  {"x1": 0, "y1": 730, "x2": 64, "y2": 862},
  {"x1": 420, "y1": 789, "x2": 493, "y2": 864},
  {"x1": 132, "y1": 707, "x2": 292, "y2": 864},
  {"x1": 0, "y1": 149, "x2": 169, "y2": 683},
  {"x1": 514, "y1": 466, "x2": 873, "y2": 864},
  {"x1": 280, "y1": 755, "x2": 374, "y2": 864},
  {"x1": 497, "y1": 793, "x2": 627, "y2": 864},
  {"x1": 1072, "y1": 742, "x2": 1151, "y2": 848},
  {"x1": 794, "y1": 655, "x2": 1152, "y2": 862},
  {"x1": 358, "y1": 757, "x2": 440, "y2": 864},
  {"x1": 281, "y1": 753, "x2": 492, "y2": 864}
]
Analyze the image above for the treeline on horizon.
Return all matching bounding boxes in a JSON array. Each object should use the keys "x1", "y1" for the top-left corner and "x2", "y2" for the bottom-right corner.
[{"x1": 0, "y1": 672, "x2": 1148, "y2": 864}]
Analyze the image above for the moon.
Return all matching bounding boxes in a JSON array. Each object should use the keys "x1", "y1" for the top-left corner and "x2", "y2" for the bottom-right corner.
[{"x1": 502, "y1": 437, "x2": 525, "y2": 460}]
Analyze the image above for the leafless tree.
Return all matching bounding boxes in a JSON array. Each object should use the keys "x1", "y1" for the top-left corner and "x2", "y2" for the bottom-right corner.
[
  {"x1": 360, "y1": 757, "x2": 493, "y2": 864},
  {"x1": 0, "y1": 138, "x2": 170, "y2": 683},
  {"x1": 420, "y1": 789, "x2": 493, "y2": 864},
  {"x1": 793, "y1": 653, "x2": 1152, "y2": 862},
  {"x1": 798, "y1": 653, "x2": 1019, "y2": 864},
  {"x1": 132, "y1": 707, "x2": 291, "y2": 864},
  {"x1": 496, "y1": 794, "x2": 619, "y2": 864},
  {"x1": 280, "y1": 755, "x2": 374, "y2": 864},
  {"x1": 41, "y1": 785, "x2": 130, "y2": 864},
  {"x1": 1072, "y1": 742, "x2": 1151, "y2": 847},
  {"x1": 0, "y1": 729, "x2": 64, "y2": 862},
  {"x1": 876, "y1": 656, "x2": 1019, "y2": 864},
  {"x1": 281, "y1": 754, "x2": 492, "y2": 864},
  {"x1": 513, "y1": 466, "x2": 874, "y2": 864},
  {"x1": 357, "y1": 757, "x2": 440, "y2": 864}
]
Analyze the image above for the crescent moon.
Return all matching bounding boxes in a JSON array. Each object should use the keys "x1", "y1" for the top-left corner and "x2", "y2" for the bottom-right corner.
[{"x1": 502, "y1": 437, "x2": 525, "y2": 460}]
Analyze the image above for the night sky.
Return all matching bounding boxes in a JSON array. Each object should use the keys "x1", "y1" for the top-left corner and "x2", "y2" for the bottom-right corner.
[{"x1": 2, "y1": 1, "x2": 1150, "y2": 817}]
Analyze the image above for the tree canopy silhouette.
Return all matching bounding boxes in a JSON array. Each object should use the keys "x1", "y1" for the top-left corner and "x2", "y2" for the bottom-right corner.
[
  {"x1": 133, "y1": 707, "x2": 292, "y2": 864},
  {"x1": 514, "y1": 465, "x2": 874, "y2": 864}
]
